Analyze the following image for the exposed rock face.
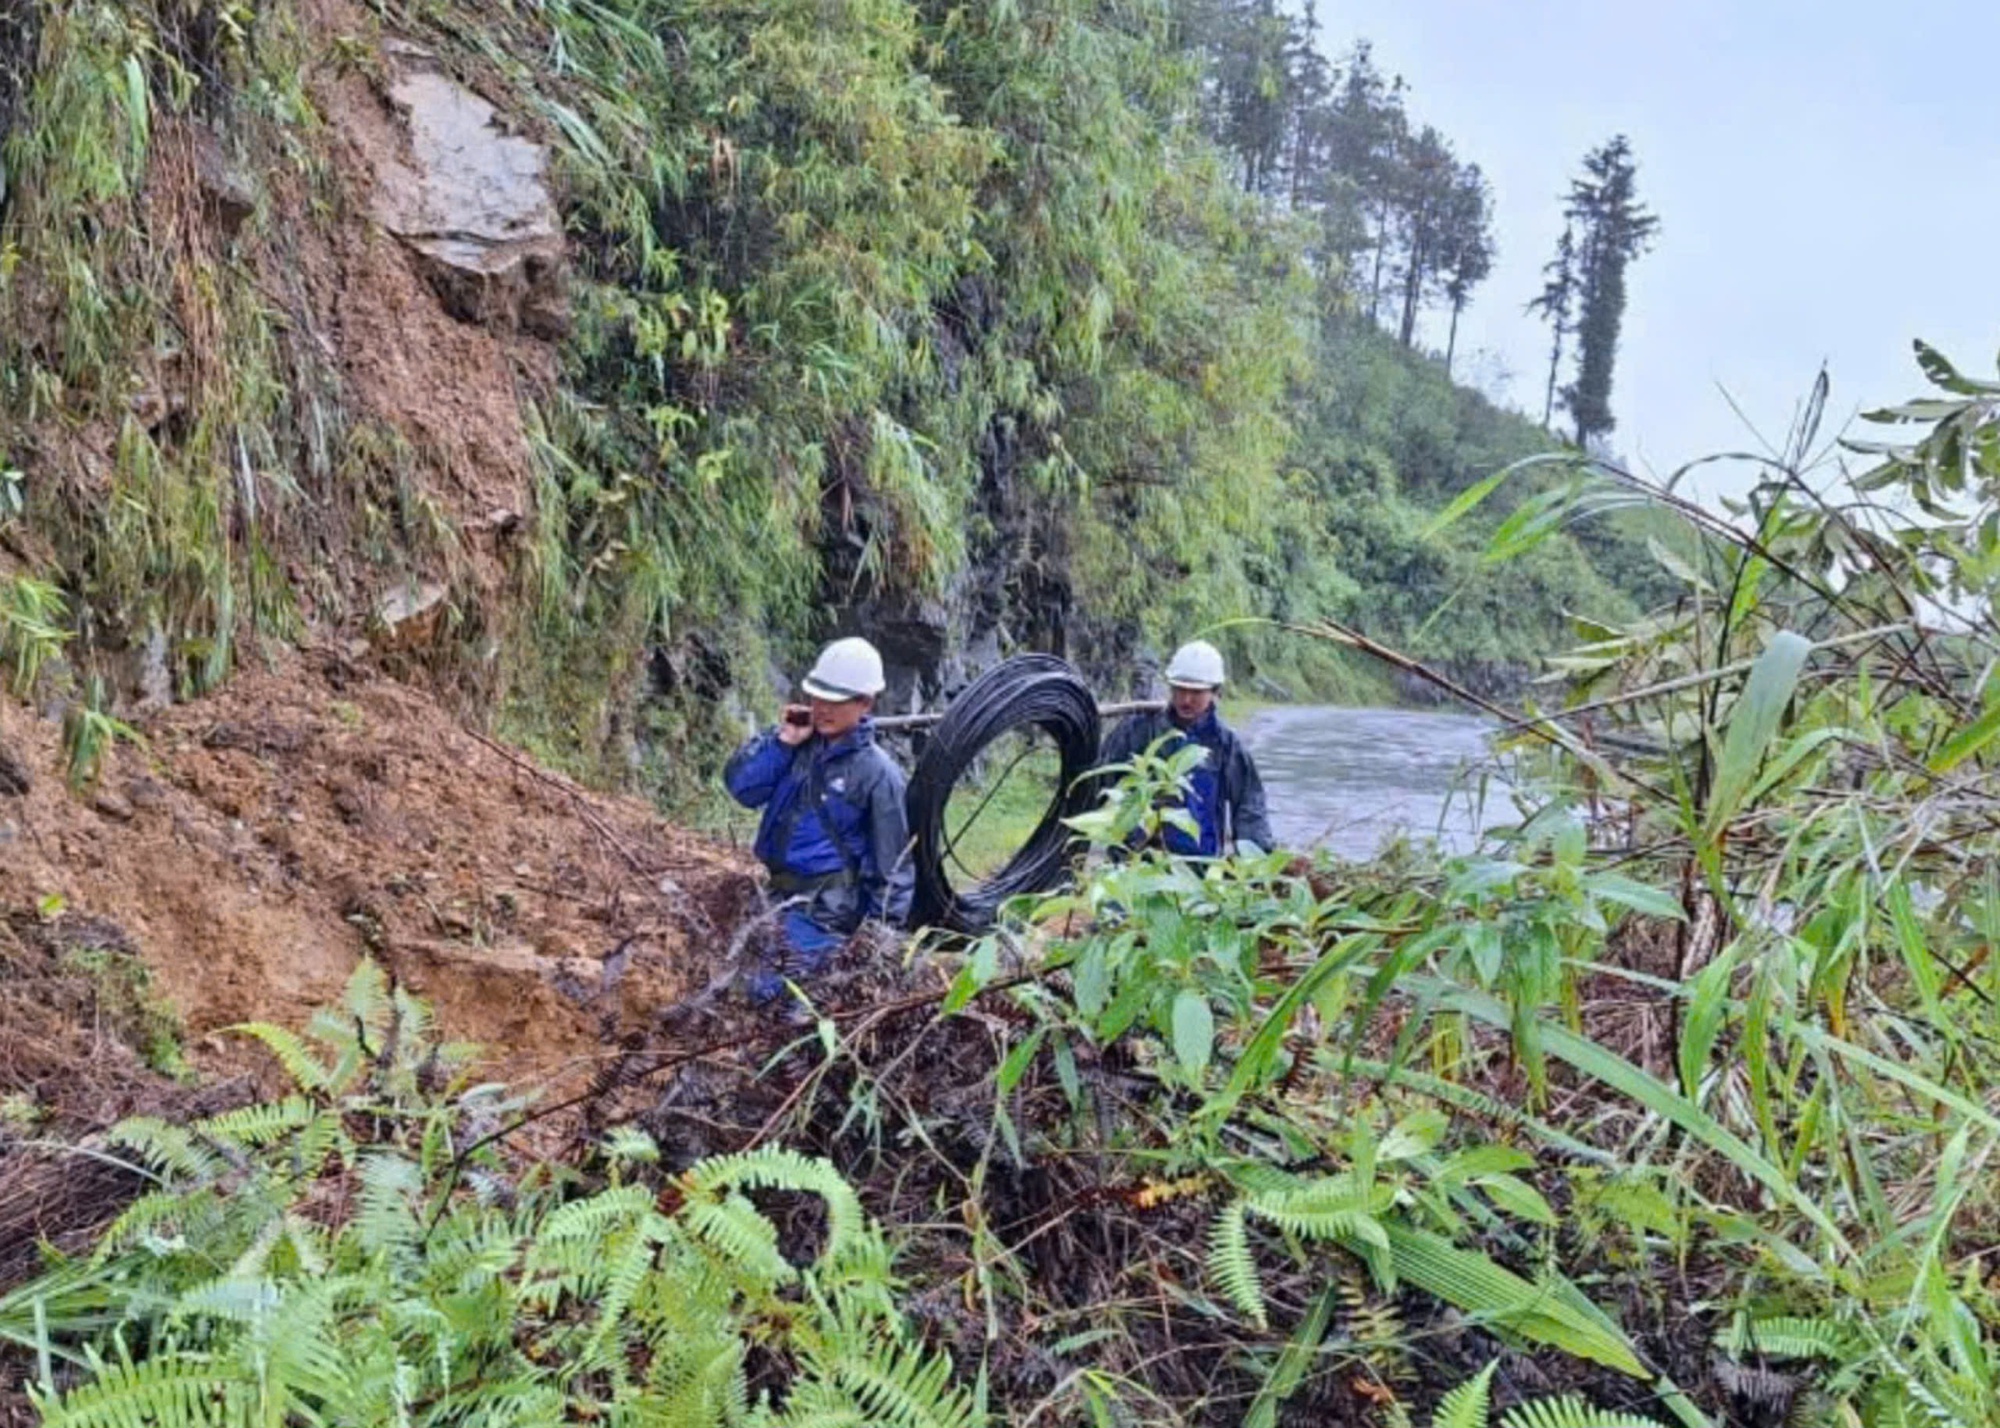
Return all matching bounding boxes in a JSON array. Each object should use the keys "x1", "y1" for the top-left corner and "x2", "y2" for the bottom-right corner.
[
  {"x1": 371, "y1": 580, "x2": 450, "y2": 652},
  {"x1": 191, "y1": 126, "x2": 256, "y2": 235},
  {"x1": 367, "y1": 47, "x2": 566, "y2": 337}
]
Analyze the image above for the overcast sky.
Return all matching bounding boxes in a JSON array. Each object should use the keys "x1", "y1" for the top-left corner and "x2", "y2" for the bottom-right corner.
[{"x1": 1317, "y1": 0, "x2": 2000, "y2": 501}]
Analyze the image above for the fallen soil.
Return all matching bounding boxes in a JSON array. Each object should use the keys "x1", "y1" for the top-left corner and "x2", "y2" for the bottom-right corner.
[{"x1": 0, "y1": 646, "x2": 757, "y2": 1100}]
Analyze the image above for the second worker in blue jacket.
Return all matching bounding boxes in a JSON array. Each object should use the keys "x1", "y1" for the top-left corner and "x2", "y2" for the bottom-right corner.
[
  {"x1": 1098, "y1": 640, "x2": 1275, "y2": 858},
  {"x1": 723, "y1": 637, "x2": 914, "y2": 1005}
]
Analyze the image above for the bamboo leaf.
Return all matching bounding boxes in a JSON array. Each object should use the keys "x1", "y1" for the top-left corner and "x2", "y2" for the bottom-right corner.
[
  {"x1": 1678, "y1": 944, "x2": 1739, "y2": 1102},
  {"x1": 1703, "y1": 631, "x2": 1811, "y2": 837},
  {"x1": 1585, "y1": 874, "x2": 1686, "y2": 923},
  {"x1": 1423, "y1": 466, "x2": 1513, "y2": 540},
  {"x1": 1928, "y1": 697, "x2": 2000, "y2": 773},
  {"x1": 1242, "y1": 1283, "x2": 1339, "y2": 1428}
]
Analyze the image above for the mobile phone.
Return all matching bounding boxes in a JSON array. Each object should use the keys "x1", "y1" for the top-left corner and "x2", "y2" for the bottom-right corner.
[{"x1": 784, "y1": 707, "x2": 812, "y2": 728}]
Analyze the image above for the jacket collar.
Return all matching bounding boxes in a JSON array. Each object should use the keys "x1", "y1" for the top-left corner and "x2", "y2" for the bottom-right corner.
[{"x1": 1169, "y1": 706, "x2": 1223, "y2": 741}]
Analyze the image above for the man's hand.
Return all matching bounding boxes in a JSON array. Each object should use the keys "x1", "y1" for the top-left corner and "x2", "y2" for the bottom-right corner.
[{"x1": 778, "y1": 704, "x2": 814, "y2": 746}]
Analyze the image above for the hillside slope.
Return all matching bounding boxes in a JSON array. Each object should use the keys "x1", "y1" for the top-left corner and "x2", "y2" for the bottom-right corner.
[
  {"x1": 0, "y1": 647, "x2": 753, "y2": 1101},
  {"x1": 0, "y1": 0, "x2": 1670, "y2": 815}
]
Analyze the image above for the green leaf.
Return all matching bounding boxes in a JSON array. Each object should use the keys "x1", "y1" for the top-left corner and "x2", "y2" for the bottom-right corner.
[
  {"x1": 1052, "y1": 1034, "x2": 1080, "y2": 1105},
  {"x1": 1441, "y1": 1145, "x2": 1537, "y2": 1183},
  {"x1": 1406, "y1": 977, "x2": 1853, "y2": 1258},
  {"x1": 1486, "y1": 488, "x2": 1572, "y2": 562},
  {"x1": 1072, "y1": 936, "x2": 1112, "y2": 1019},
  {"x1": 1477, "y1": 1173, "x2": 1557, "y2": 1227},
  {"x1": 1422, "y1": 465, "x2": 1513, "y2": 540},
  {"x1": 1929, "y1": 696, "x2": 2000, "y2": 773},
  {"x1": 1645, "y1": 536, "x2": 1708, "y2": 591},
  {"x1": 122, "y1": 56, "x2": 150, "y2": 169},
  {"x1": 1678, "y1": 944, "x2": 1740, "y2": 1101},
  {"x1": 1378, "y1": 1224, "x2": 1645, "y2": 1376},
  {"x1": 1703, "y1": 631, "x2": 1811, "y2": 838},
  {"x1": 1172, "y1": 989, "x2": 1213, "y2": 1080},
  {"x1": 1914, "y1": 338, "x2": 2000, "y2": 395},
  {"x1": 996, "y1": 1027, "x2": 1045, "y2": 1097},
  {"x1": 1242, "y1": 1282, "x2": 1340, "y2": 1428},
  {"x1": 1584, "y1": 874, "x2": 1686, "y2": 923},
  {"x1": 1379, "y1": 1110, "x2": 1448, "y2": 1162}
]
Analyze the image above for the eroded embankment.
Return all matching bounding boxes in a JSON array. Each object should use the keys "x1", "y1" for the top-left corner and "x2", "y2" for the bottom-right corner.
[{"x1": 0, "y1": 647, "x2": 757, "y2": 1108}]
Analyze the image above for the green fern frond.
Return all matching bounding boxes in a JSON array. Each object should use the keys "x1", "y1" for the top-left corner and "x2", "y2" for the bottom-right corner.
[
  {"x1": 354, "y1": 1152, "x2": 423, "y2": 1257},
  {"x1": 581, "y1": 1224, "x2": 668, "y2": 1369},
  {"x1": 1498, "y1": 1394, "x2": 1664, "y2": 1428},
  {"x1": 1240, "y1": 1175, "x2": 1391, "y2": 1238},
  {"x1": 604, "y1": 1126, "x2": 661, "y2": 1164},
  {"x1": 172, "y1": 1273, "x2": 286, "y2": 1331},
  {"x1": 105, "y1": 1118, "x2": 223, "y2": 1184},
  {"x1": 1433, "y1": 1362, "x2": 1496, "y2": 1428},
  {"x1": 419, "y1": 1212, "x2": 522, "y2": 1295},
  {"x1": 342, "y1": 957, "x2": 393, "y2": 1035},
  {"x1": 774, "y1": 1406, "x2": 872, "y2": 1428},
  {"x1": 422, "y1": 1378, "x2": 565, "y2": 1428},
  {"x1": 536, "y1": 1184, "x2": 656, "y2": 1243},
  {"x1": 1207, "y1": 1202, "x2": 1267, "y2": 1329},
  {"x1": 91, "y1": 1189, "x2": 216, "y2": 1262},
  {"x1": 1242, "y1": 1183, "x2": 1393, "y2": 1288},
  {"x1": 1748, "y1": 1316, "x2": 1859, "y2": 1363},
  {"x1": 34, "y1": 1345, "x2": 248, "y2": 1428},
  {"x1": 225, "y1": 1024, "x2": 330, "y2": 1092},
  {"x1": 814, "y1": 1329, "x2": 983, "y2": 1428},
  {"x1": 389, "y1": 986, "x2": 434, "y2": 1053},
  {"x1": 193, "y1": 1097, "x2": 318, "y2": 1150},
  {"x1": 684, "y1": 1146, "x2": 865, "y2": 1267},
  {"x1": 682, "y1": 1194, "x2": 793, "y2": 1287}
]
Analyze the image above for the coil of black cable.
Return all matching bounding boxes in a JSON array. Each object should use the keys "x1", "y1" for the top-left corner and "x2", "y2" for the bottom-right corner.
[{"x1": 906, "y1": 654, "x2": 1102, "y2": 934}]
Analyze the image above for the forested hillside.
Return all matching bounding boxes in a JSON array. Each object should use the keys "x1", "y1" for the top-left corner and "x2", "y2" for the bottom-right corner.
[{"x1": 0, "y1": 0, "x2": 1665, "y2": 809}]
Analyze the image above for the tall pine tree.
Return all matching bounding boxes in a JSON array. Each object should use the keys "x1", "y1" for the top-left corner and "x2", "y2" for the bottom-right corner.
[
  {"x1": 1555, "y1": 136, "x2": 1658, "y2": 449},
  {"x1": 1527, "y1": 220, "x2": 1577, "y2": 431},
  {"x1": 1438, "y1": 163, "x2": 1494, "y2": 376}
]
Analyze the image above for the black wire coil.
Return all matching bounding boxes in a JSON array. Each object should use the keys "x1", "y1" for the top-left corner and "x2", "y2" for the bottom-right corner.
[{"x1": 906, "y1": 654, "x2": 1102, "y2": 934}]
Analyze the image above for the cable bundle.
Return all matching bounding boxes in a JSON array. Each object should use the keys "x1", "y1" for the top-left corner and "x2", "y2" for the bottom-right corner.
[{"x1": 906, "y1": 654, "x2": 1102, "y2": 934}]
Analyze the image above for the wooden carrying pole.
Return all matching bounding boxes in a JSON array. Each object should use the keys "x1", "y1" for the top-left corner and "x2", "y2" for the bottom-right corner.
[{"x1": 872, "y1": 699, "x2": 1163, "y2": 733}]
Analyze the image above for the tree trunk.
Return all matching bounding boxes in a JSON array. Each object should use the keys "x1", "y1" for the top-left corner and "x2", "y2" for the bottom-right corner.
[
  {"x1": 1367, "y1": 205, "x2": 1389, "y2": 324},
  {"x1": 1398, "y1": 256, "x2": 1420, "y2": 345},
  {"x1": 1397, "y1": 230, "x2": 1425, "y2": 347},
  {"x1": 1444, "y1": 299, "x2": 1462, "y2": 377},
  {"x1": 1541, "y1": 331, "x2": 1563, "y2": 429}
]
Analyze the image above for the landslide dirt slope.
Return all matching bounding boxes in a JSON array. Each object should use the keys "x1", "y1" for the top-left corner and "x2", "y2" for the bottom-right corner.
[{"x1": 0, "y1": 648, "x2": 757, "y2": 1097}]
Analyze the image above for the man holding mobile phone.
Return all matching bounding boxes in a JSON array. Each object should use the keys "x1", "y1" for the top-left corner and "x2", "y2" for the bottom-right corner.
[{"x1": 723, "y1": 637, "x2": 913, "y2": 1008}]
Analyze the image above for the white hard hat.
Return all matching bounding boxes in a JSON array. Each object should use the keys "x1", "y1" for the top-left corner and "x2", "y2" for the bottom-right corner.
[
  {"x1": 1164, "y1": 640, "x2": 1226, "y2": 690},
  {"x1": 801, "y1": 637, "x2": 886, "y2": 701}
]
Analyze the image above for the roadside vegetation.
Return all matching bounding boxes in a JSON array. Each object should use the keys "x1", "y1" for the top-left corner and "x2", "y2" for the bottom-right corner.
[
  {"x1": 4, "y1": 0, "x2": 1995, "y2": 1423},
  {"x1": 9, "y1": 350, "x2": 1999, "y2": 1426}
]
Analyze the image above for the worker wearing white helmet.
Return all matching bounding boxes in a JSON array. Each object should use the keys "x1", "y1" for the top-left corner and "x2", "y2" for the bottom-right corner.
[
  {"x1": 1097, "y1": 639, "x2": 1274, "y2": 858},
  {"x1": 724, "y1": 636, "x2": 913, "y2": 1005}
]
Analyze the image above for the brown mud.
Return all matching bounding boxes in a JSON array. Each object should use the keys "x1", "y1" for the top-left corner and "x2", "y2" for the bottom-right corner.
[{"x1": 0, "y1": 647, "x2": 755, "y2": 1096}]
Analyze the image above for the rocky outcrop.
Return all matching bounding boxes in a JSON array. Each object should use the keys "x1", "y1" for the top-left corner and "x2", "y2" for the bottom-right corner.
[
  {"x1": 1393, "y1": 660, "x2": 1535, "y2": 707},
  {"x1": 367, "y1": 44, "x2": 566, "y2": 337}
]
